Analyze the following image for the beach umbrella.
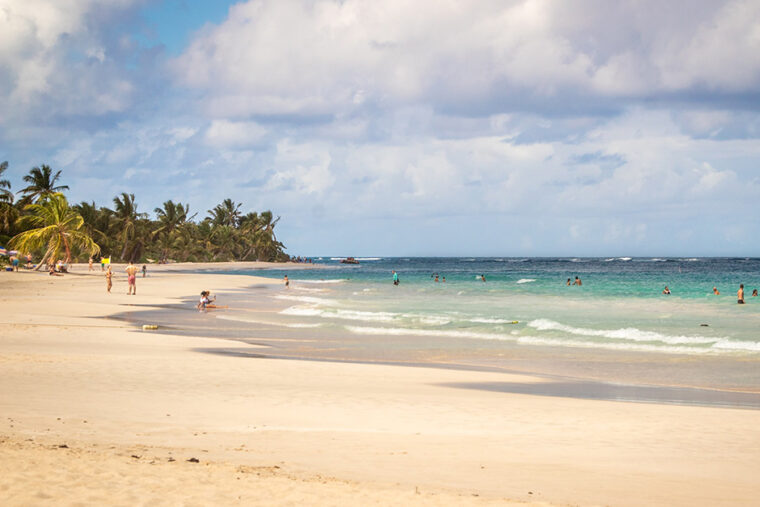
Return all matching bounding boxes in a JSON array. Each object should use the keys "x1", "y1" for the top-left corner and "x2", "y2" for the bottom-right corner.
[{"x1": 0, "y1": 247, "x2": 6, "y2": 256}]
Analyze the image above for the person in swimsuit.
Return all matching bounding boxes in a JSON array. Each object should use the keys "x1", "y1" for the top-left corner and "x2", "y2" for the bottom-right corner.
[
  {"x1": 284, "y1": 275, "x2": 289, "y2": 288},
  {"x1": 753, "y1": 289, "x2": 758, "y2": 297},
  {"x1": 663, "y1": 286, "x2": 671, "y2": 295},
  {"x1": 481, "y1": 274, "x2": 486, "y2": 282},
  {"x1": 142, "y1": 265, "x2": 147, "y2": 277},
  {"x1": 125, "y1": 261, "x2": 138, "y2": 295},
  {"x1": 737, "y1": 284, "x2": 744, "y2": 304},
  {"x1": 106, "y1": 266, "x2": 112, "y2": 293},
  {"x1": 713, "y1": 287, "x2": 720, "y2": 295},
  {"x1": 89, "y1": 257, "x2": 93, "y2": 271},
  {"x1": 573, "y1": 276, "x2": 582, "y2": 286},
  {"x1": 566, "y1": 278, "x2": 571, "y2": 286},
  {"x1": 434, "y1": 274, "x2": 439, "y2": 282}
]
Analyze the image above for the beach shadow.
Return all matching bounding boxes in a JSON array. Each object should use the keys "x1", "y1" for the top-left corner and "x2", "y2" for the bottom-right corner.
[{"x1": 438, "y1": 381, "x2": 760, "y2": 409}]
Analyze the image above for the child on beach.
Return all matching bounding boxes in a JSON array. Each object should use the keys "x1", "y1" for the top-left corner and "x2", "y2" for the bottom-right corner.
[
  {"x1": 106, "y1": 266, "x2": 112, "y2": 293},
  {"x1": 284, "y1": 275, "x2": 289, "y2": 288},
  {"x1": 197, "y1": 291, "x2": 219, "y2": 311}
]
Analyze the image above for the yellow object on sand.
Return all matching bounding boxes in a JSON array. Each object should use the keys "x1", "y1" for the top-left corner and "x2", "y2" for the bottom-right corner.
[{"x1": 142, "y1": 324, "x2": 158, "y2": 330}]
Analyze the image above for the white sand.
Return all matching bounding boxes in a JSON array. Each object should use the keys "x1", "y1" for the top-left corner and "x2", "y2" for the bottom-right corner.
[{"x1": 1, "y1": 265, "x2": 759, "y2": 506}]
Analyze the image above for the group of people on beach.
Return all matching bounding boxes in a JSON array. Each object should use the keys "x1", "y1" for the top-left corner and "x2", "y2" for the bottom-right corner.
[{"x1": 662, "y1": 284, "x2": 757, "y2": 303}]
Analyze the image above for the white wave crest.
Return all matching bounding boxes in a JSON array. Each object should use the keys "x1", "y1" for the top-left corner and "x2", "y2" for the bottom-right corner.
[
  {"x1": 527, "y1": 319, "x2": 720, "y2": 346},
  {"x1": 469, "y1": 317, "x2": 518, "y2": 324},
  {"x1": 292, "y1": 279, "x2": 347, "y2": 284},
  {"x1": 516, "y1": 278, "x2": 536, "y2": 284},
  {"x1": 275, "y1": 295, "x2": 339, "y2": 305}
]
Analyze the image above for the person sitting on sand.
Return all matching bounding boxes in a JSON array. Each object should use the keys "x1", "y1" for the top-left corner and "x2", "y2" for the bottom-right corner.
[
  {"x1": 737, "y1": 284, "x2": 744, "y2": 304},
  {"x1": 663, "y1": 286, "x2": 671, "y2": 295},
  {"x1": 713, "y1": 287, "x2": 720, "y2": 295},
  {"x1": 197, "y1": 291, "x2": 218, "y2": 312},
  {"x1": 48, "y1": 263, "x2": 62, "y2": 276}
]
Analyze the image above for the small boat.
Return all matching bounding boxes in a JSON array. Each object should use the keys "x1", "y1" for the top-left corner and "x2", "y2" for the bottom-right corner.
[{"x1": 340, "y1": 257, "x2": 360, "y2": 264}]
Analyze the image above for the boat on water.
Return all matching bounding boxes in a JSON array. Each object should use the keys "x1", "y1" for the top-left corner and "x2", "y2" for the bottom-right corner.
[{"x1": 340, "y1": 257, "x2": 360, "y2": 264}]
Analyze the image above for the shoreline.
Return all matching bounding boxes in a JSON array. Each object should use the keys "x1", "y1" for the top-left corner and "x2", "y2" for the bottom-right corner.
[{"x1": 2, "y1": 268, "x2": 760, "y2": 505}]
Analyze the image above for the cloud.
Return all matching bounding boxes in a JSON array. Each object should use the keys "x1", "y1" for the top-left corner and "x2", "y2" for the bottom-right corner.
[
  {"x1": 173, "y1": 0, "x2": 760, "y2": 120},
  {"x1": 0, "y1": 0, "x2": 160, "y2": 129}
]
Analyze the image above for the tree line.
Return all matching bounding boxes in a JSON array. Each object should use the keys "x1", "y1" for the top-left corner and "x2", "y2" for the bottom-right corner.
[{"x1": 0, "y1": 162, "x2": 289, "y2": 266}]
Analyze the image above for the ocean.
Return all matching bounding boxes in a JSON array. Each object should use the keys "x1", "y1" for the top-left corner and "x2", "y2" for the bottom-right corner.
[{"x1": 139, "y1": 257, "x2": 760, "y2": 397}]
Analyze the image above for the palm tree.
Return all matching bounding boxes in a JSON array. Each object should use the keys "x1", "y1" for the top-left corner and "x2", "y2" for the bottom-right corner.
[
  {"x1": 110, "y1": 193, "x2": 146, "y2": 261},
  {"x1": 10, "y1": 193, "x2": 99, "y2": 269},
  {"x1": 0, "y1": 161, "x2": 12, "y2": 203},
  {"x1": 153, "y1": 200, "x2": 195, "y2": 262},
  {"x1": 0, "y1": 161, "x2": 16, "y2": 236},
  {"x1": 19, "y1": 164, "x2": 69, "y2": 204},
  {"x1": 207, "y1": 198, "x2": 242, "y2": 227}
]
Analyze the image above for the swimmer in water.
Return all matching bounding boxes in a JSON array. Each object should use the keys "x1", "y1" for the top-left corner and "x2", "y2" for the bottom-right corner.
[
  {"x1": 713, "y1": 287, "x2": 720, "y2": 295},
  {"x1": 573, "y1": 276, "x2": 582, "y2": 286},
  {"x1": 737, "y1": 284, "x2": 745, "y2": 304},
  {"x1": 480, "y1": 274, "x2": 486, "y2": 282},
  {"x1": 663, "y1": 286, "x2": 671, "y2": 295}
]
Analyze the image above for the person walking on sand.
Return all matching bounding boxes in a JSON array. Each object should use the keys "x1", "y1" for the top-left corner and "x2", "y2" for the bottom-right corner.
[
  {"x1": 738, "y1": 284, "x2": 745, "y2": 304},
  {"x1": 88, "y1": 257, "x2": 93, "y2": 271},
  {"x1": 106, "y1": 265, "x2": 112, "y2": 293},
  {"x1": 142, "y1": 264, "x2": 147, "y2": 278},
  {"x1": 125, "y1": 261, "x2": 138, "y2": 295}
]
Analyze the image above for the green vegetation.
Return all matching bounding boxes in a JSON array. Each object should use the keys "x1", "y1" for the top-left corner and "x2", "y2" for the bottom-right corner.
[{"x1": 0, "y1": 162, "x2": 289, "y2": 264}]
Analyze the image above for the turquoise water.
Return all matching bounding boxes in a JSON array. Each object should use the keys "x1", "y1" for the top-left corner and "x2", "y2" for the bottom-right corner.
[{"x1": 222, "y1": 257, "x2": 760, "y2": 357}]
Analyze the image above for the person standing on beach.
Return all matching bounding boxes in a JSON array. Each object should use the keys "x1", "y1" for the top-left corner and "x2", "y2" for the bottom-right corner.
[
  {"x1": 737, "y1": 284, "x2": 745, "y2": 304},
  {"x1": 88, "y1": 257, "x2": 93, "y2": 271},
  {"x1": 284, "y1": 274, "x2": 289, "y2": 288},
  {"x1": 125, "y1": 262, "x2": 138, "y2": 295},
  {"x1": 105, "y1": 265, "x2": 112, "y2": 293},
  {"x1": 392, "y1": 270, "x2": 399, "y2": 286},
  {"x1": 142, "y1": 265, "x2": 147, "y2": 278}
]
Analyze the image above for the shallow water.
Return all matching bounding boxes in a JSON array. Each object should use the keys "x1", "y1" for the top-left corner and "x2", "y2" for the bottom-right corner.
[{"x1": 119, "y1": 257, "x2": 760, "y2": 400}]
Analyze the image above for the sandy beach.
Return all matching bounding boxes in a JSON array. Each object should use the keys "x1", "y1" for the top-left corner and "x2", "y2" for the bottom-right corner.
[{"x1": 1, "y1": 264, "x2": 759, "y2": 506}]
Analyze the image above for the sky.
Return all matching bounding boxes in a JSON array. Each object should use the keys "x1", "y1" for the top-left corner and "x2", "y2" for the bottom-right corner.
[{"x1": 1, "y1": 0, "x2": 759, "y2": 257}]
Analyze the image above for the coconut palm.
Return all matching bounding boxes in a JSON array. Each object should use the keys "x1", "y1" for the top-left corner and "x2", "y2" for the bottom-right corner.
[
  {"x1": 208, "y1": 198, "x2": 242, "y2": 227},
  {"x1": 10, "y1": 193, "x2": 99, "y2": 269},
  {"x1": 0, "y1": 161, "x2": 12, "y2": 203},
  {"x1": 0, "y1": 161, "x2": 16, "y2": 235},
  {"x1": 110, "y1": 193, "x2": 147, "y2": 261},
  {"x1": 19, "y1": 164, "x2": 69, "y2": 204},
  {"x1": 153, "y1": 200, "x2": 195, "y2": 262}
]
